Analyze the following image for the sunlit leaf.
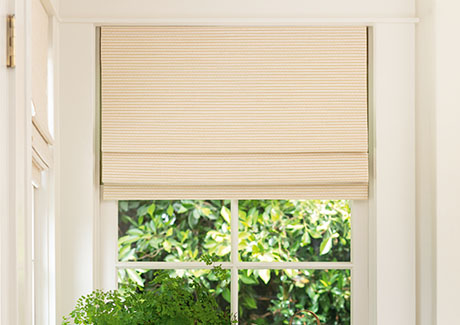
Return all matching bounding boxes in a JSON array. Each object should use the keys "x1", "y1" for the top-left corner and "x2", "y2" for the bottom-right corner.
[
  {"x1": 320, "y1": 235, "x2": 333, "y2": 255},
  {"x1": 167, "y1": 205, "x2": 174, "y2": 217},
  {"x1": 126, "y1": 269, "x2": 144, "y2": 287},
  {"x1": 163, "y1": 240, "x2": 172, "y2": 252},
  {"x1": 147, "y1": 204, "x2": 156, "y2": 217},
  {"x1": 118, "y1": 235, "x2": 141, "y2": 245},
  {"x1": 221, "y1": 206, "x2": 231, "y2": 224},
  {"x1": 216, "y1": 245, "x2": 231, "y2": 256},
  {"x1": 127, "y1": 228, "x2": 143, "y2": 236},
  {"x1": 301, "y1": 231, "x2": 311, "y2": 246},
  {"x1": 201, "y1": 207, "x2": 211, "y2": 216},
  {"x1": 258, "y1": 269, "x2": 271, "y2": 284}
]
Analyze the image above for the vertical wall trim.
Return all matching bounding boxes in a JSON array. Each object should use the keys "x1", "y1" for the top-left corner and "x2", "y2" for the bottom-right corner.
[
  {"x1": 435, "y1": 1, "x2": 460, "y2": 324},
  {"x1": 366, "y1": 26, "x2": 377, "y2": 325},
  {"x1": 372, "y1": 23, "x2": 416, "y2": 325},
  {"x1": 16, "y1": 0, "x2": 34, "y2": 322},
  {"x1": 93, "y1": 25, "x2": 102, "y2": 291},
  {"x1": 415, "y1": 0, "x2": 436, "y2": 323},
  {"x1": 58, "y1": 23, "x2": 96, "y2": 318}
]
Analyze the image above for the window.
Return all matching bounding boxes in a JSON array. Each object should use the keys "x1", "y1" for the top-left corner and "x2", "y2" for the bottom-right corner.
[
  {"x1": 97, "y1": 25, "x2": 369, "y2": 324},
  {"x1": 104, "y1": 199, "x2": 368, "y2": 324}
]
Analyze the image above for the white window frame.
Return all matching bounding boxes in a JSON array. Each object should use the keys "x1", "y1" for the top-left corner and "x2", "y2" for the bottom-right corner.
[{"x1": 99, "y1": 199, "x2": 368, "y2": 323}]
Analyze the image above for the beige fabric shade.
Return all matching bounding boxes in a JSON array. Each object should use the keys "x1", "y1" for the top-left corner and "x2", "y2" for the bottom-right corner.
[
  {"x1": 100, "y1": 26, "x2": 368, "y2": 199},
  {"x1": 31, "y1": 0, "x2": 52, "y2": 187}
]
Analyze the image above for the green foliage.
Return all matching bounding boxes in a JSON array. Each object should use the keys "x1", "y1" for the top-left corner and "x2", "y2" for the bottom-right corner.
[
  {"x1": 118, "y1": 200, "x2": 231, "y2": 263},
  {"x1": 239, "y1": 269, "x2": 350, "y2": 325},
  {"x1": 238, "y1": 200, "x2": 351, "y2": 262},
  {"x1": 63, "y1": 270, "x2": 234, "y2": 325},
  {"x1": 118, "y1": 200, "x2": 351, "y2": 324},
  {"x1": 200, "y1": 254, "x2": 227, "y2": 282}
]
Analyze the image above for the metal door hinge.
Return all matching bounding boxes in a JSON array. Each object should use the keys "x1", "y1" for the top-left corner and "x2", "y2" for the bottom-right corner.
[{"x1": 6, "y1": 15, "x2": 15, "y2": 68}]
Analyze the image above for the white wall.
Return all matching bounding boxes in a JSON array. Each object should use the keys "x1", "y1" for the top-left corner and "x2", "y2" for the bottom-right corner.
[
  {"x1": 58, "y1": 23, "x2": 96, "y2": 320},
  {"x1": 56, "y1": 0, "x2": 418, "y2": 323},
  {"x1": 434, "y1": 1, "x2": 460, "y2": 324},
  {"x1": 415, "y1": 0, "x2": 460, "y2": 324},
  {"x1": 372, "y1": 23, "x2": 415, "y2": 325},
  {"x1": 58, "y1": 0, "x2": 415, "y2": 20},
  {"x1": 415, "y1": 0, "x2": 435, "y2": 324},
  {"x1": 57, "y1": 22, "x2": 417, "y2": 325}
]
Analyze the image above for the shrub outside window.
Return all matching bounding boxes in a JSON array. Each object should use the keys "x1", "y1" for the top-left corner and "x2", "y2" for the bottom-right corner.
[{"x1": 117, "y1": 200, "x2": 356, "y2": 324}]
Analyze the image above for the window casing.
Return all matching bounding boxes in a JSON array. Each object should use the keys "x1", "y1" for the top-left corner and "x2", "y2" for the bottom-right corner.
[
  {"x1": 56, "y1": 21, "x2": 415, "y2": 325},
  {"x1": 96, "y1": 25, "x2": 370, "y2": 324}
]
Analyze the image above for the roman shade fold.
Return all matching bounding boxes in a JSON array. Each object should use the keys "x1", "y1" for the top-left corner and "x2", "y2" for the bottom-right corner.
[
  {"x1": 31, "y1": 0, "x2": 52, "y2": 187},
  {"x1": 100, "y1": 26, "x2": 368, "y2": 199}
]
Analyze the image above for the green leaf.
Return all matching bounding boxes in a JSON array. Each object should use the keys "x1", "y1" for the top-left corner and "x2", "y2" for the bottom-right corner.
[
  {"x1": 147, "y1": 204, "x2": 156, "y2": 217},
  {"x1": 270, "y1": 207, "x2": 281, "y2": 222},
  {"x1": 240, "y1": 273, "x2": 258, "y2": 285},
  {"x1": 201, "y1": 207, "x2": 211, "y2": 216},
  {"x1": 137, "y1": 205, "x2": 149, "y2": 217},
  {"x1": 308, "y1": 229, "x2": 323, "y2": 239},
  {"x1": 222, "y1": 288, "x2": 231, "y2": 303},
  {"x1": 221, "y1": 206, "x2": 231, "y2": 224},
  {"x1": 126, "y1": 269, "x2": 144, "y2": 287},
  {"x1": 119, "y1": 201, "x2": 128, "y2": 211},
  {"x1": 301, "y1": 230, "x2": 311, "y2": 246},
  {"x1": 238, "y1": 209, "x2": 247, "y2": 221},
  {"x1": 149, "y1": 237, "x2": 161, "y2": 249},
  {"x1": 286, "y1": 224, "x2": 304, "y2": 231},
  {"x1": 215, "y1": 245, "x2": 231, "y2": 256},
  {"x1": 163, "y1": 240, "x2": 172, "y2": 252},
  {"x1": 248, "y1": 207, "x2": 258, "y2": 221},
  {"x1": 188, "y1": 212, "x2": 199, "y2": 228},
  {"x1": 167, "y1": 205, "x2": 174, "y2": 217},
  {"x1": 320, "y1": 235, "x2": 333, "y2": 255},
  {"x1": 258, "y1": 269, "x2": 271, "y2": 284},
  {"x1": 127, "y1": 228, "x2": 143, "y2": 236},
  {"x1": 121, "y1": 215, "x2": 137, "y2": 227},
  {"x1": 118, "y1": 235, "x2": 141, "y2": 246},
  {"x1": 193, "y1": 208, "x2": 201, "y2": 220},
  {"x1": 243, "y1": 296, "x2": 257, "y2": 310}
]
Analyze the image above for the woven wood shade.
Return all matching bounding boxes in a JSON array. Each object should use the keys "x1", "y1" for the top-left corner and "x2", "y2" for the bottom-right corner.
[{"x1": 100, "y1": 26, "x2": 368, "y2": 199}]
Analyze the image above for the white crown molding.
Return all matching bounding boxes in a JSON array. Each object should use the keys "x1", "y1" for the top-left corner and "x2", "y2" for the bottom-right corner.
[{"x1": 58, "y1": 17, "x2": 419, "y2": 25}]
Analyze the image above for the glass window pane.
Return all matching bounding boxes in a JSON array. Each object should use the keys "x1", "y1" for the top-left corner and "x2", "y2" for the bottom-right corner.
[
  {"x1": 118, "y1": 200, "x2": 231, "y2": 262},
  {"x1": 238, "y1": 200, "x2": 351, "y2": 262},
  {"x1": 238, "y1": 269, "x2": 351, "y2": 325}
]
